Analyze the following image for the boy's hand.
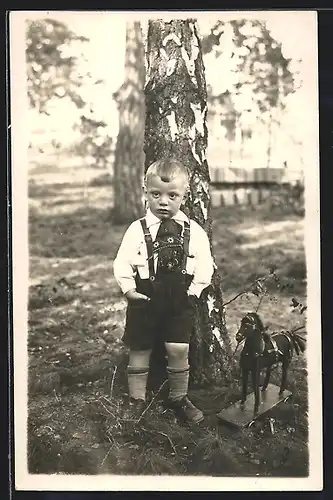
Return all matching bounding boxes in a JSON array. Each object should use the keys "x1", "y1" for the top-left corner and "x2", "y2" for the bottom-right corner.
[{"x1": 125, "y1": 289, "x2": 150, "y2": 302}]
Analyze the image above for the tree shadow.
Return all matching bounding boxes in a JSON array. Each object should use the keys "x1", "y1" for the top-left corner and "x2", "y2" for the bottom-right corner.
[
  {"x1": 29, "y1": 180, "x2": 87, "y2": 199},
  {"x1": 29, "y1": 204, "x2": 126, "y2": 259}
]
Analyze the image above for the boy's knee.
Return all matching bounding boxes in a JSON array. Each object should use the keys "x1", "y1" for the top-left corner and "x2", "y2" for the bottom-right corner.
[
  {"x1": 129, "y1": 349, "x2": 152, "y2": 368},
  {"x1": 165, "y1": 342, "x2": 189, "y2": 363}
]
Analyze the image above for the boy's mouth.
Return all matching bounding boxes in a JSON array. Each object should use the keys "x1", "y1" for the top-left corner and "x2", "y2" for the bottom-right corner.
[{"x1": 156, "y1": 209, "x2": 171, "y2": 218}]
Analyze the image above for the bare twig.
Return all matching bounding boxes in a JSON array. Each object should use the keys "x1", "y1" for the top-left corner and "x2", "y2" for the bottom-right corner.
[
  {"x1": 136, "y1": 379, "x2": 168, "y2": 424},
  {"x1": 98, "y1": 400, "x2": 118, "y2": 420},
  {"x1": 255, "y1": 293, "x2": 265, "y2": 313},
  {"x1": 100, "y1": 395, "x2": 118, "y2": 408},
  {"x1": 223, "y1": 276, "x2": 269, "y2": 307},
  {"x1": 142, "y1": 426, "x2": 178, "y2": 455},
  {"x1": 158, "y1": 431, "x2": 178, "y2": 455},
  {"x1": 105, "y1": 432, "x2": 115, "y2": 445},
  {"x1": 223, "y1": 290, "x2": 249, "y2": 307},
  {"x1": 110, "y1": 366, "x2": 117, "y2": 398},
  {"x1": 100, "y1": 445, "x2": 113, "y2": 468},
  {"x1": 98, "y1": 396, "x2": 119, "y2": 410}
]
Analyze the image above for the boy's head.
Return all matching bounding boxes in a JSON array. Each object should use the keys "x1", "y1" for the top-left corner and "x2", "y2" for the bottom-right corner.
[{"x1": 143, "y1": 158, "x2": 189, "y2": 219}]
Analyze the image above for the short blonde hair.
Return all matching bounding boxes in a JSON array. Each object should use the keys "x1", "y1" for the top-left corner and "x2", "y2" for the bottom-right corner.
[{"x1": 144, "y1": 157, "x2": 189, "y2": 187}]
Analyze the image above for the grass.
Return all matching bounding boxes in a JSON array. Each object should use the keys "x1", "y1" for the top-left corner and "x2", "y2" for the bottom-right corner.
[{"x1": 27, "y1": 156, "x2": 308, "y2": 477}]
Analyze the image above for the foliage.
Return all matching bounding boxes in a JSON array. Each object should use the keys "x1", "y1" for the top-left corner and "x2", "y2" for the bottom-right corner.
[
  {"x1": 203, "y1": 19, "x2": 298, "y2": 145},
  {"x1": 230, "y1": 19, "x2": 295, "y2": 111},
  {"x1": 26, "y1": 18, "x2": 89, "y2": 114},
  {"x1": 72, "y1": 113, "x2": 114, "y2": 168},
  {"x1": 26, "y1": 18, "x2": 115, "y2": 167},
  {"x1": 26, "y1": 17, "x2": 301, "y2": 170}
]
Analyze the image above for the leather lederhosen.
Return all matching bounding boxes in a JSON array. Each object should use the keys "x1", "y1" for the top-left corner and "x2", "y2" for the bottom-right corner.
[{"x1": 122, "y1": 218, "x2": 195, "y2": 349}]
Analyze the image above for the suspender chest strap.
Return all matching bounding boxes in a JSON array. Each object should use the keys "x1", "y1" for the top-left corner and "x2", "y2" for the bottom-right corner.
[
  {"x1": 140, "y1": 217, "x2": 191, "y2": 279},
  {"x1": 140, "y1": 218, "x2": 155, "y2": 280},
  {"x1": 182, "y1": 221, "x2": 190, "y2": 273}
]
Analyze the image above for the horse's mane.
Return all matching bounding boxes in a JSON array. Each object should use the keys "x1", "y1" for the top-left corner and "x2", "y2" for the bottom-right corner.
[
  {"x1": 246, "y1": 312, "x2": 267, "y2": 335},
  {"x1": 246, "y1": 312, "x2": 273, "y2": 342}
]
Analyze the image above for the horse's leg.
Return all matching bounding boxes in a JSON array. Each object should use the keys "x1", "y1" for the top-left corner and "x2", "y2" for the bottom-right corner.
[
  {"x1": 262, "y1": 365, "x2": 271, "y2": 392},
  {"x1": 280, "y1": 358, "x2": 289, "y2": 395},
  {"x1": 252, "y1": 363, "x2": 260, "y2": 415},
  {"x1": 240, "y1": 368, "x2": 248, "y2": 405}
]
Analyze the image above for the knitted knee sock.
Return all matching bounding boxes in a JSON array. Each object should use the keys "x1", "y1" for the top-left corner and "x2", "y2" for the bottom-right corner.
[
  {"x1": 167, "y1": 366, "x2": 190, "y2": 401},
  {"x1": 127, "y1": 366, "x2": 149, "y2": 401}
]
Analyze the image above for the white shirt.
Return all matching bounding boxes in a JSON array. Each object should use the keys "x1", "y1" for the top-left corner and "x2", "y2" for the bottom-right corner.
[{"x1": 113, "y1": 209, "x2": 214, "y2": 298}]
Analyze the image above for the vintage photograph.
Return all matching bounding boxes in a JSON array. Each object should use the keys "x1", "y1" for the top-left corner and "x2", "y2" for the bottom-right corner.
[{"x1": 10, "y1": 10, "x2": 322, "y2": 491}]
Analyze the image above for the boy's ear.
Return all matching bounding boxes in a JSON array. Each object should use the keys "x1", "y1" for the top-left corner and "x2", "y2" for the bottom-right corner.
[{"x1": 181, "y1": 187, "x2": 189, "y2": 205}]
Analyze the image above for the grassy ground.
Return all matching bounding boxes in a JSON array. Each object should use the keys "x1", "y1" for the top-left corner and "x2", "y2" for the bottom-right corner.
[{"x1": 27, "y1": 156, "x2": 308, "y2": 477}]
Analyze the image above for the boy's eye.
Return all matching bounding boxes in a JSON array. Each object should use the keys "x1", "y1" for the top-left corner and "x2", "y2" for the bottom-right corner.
[
  {"x1": 151, "y1": 192, "x2": 160, "y2": 198},
  {"x1": 169, "y1": 193, "x2": 178, "y2": 200}
]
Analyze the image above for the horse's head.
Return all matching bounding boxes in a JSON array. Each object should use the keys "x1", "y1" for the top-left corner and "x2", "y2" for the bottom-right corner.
[{"x1": 236, "y1": 312, "x2": 265, "y2": 343}]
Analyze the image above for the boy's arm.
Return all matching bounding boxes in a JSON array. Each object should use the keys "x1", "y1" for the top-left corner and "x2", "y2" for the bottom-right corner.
[
  {"x1": 113, "y1": 222, "x2": 148, "y2": 299},
  {"x1": 187, "y1": 222, "x2": 214, "y2": 298}
]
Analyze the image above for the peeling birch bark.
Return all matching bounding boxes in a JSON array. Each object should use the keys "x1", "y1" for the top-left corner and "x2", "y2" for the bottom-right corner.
[
  {"x1": 144, "y1": 19, "x2": 233, "y2": 388},
  {"x1": 113, "y1": 22, "x2": 146, "y2": 224}
]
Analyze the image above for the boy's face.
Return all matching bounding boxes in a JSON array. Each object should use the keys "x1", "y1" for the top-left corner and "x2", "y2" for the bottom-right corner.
[{"x1": 144, "y1": 174, "x2": 188, "y2": 219}]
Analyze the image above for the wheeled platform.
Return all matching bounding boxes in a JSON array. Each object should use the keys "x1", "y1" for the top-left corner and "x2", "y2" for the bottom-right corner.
[{"x1": 217, "y1": 383, "x2": 292, "y2": 428}]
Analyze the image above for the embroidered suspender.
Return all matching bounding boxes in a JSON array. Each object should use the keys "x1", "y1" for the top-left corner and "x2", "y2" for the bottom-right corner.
[
  {"x1": 181, "y1": 221, "x2": 190, "y2": 274},
  {"x1": 140, "y1": 218, "x2": 155, "y2": 280},
  {"x1": 139, "y1": 218, "x2": 191, "y2": 279}
]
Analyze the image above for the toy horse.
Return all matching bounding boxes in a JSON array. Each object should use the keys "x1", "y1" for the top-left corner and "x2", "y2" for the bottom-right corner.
[{"x1": 235, "y1": 312, "x2": 306, "y2": 416}]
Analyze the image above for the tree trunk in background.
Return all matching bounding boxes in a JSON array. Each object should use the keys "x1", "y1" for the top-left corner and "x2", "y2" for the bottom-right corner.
[
  {"x1": 113, "y1": 22, "x2": 146, "y2": 224},
  {"x1": 267, "y1": 110, "x2": 273, "y2": 168},
  {"x1": 144, "y1": 19, "x2": 233, "y2": 391}
]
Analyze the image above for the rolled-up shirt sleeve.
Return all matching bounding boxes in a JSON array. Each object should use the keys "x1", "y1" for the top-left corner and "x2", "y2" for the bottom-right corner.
[
  {"x1": 113, "y1": 222, "x2": 139, "y2": 295},
  {"x1": 187, "y1": 221, "x2": 214, "y2": 298}
]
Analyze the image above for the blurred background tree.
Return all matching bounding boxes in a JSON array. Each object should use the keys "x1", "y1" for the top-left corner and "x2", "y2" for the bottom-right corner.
[
  {"x1": 26, "y1": 15, "x2": 304, "y2": 175},
  {"x1": 112, "y1": 21, "x2": 146, "y2": 224},
  {"x1": 26, "y1": 18, "x2": 115, "y2": 168},
  {"x1": 26, "y1": 18, "x2": 88, "y2": 114},
  {"x1": 202, "y1": 19, "x2": 298, "y2": 167}
]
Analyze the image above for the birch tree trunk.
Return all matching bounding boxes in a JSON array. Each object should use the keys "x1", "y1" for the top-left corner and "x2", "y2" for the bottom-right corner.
[
  {"x1": 144, "y1": 19, "x2": 233, "y2": 390},
  {"x1": 113, "y1": 22, "x2": 146, "y2": 224}
]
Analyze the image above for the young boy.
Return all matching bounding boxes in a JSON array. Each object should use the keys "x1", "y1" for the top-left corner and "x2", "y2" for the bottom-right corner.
[{"x1": 113, "y1": 157, "x2": 214, "y2": 424}]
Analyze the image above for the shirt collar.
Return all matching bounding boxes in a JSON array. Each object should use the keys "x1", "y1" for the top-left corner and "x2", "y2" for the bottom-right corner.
[{"x1": 145, "y1": 208, "x2": 189, "y2": 228}]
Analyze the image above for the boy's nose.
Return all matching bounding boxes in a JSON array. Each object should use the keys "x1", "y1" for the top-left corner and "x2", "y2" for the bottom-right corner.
[{"x1": 159, "y1": 196, "x2": 168, "y2": 206}]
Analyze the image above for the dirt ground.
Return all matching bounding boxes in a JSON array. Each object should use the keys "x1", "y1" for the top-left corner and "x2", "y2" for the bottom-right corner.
[{"x1": 27, "y1": 156, "x2": 308, "y2": 477}]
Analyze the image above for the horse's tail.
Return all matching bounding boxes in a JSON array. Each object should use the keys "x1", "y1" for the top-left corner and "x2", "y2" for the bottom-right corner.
[{"x1": 288, "y1": 331, "x2": 306, "y2": 356}]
